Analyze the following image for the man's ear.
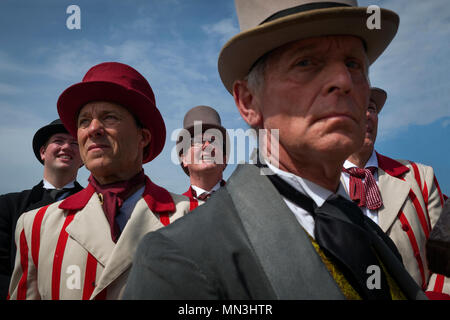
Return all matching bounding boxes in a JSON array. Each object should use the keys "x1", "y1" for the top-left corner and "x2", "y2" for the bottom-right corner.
[
  {"x1": 140, "y1": 128, "x2": 151, "y2": 148},
  {"x1": 233, "y1": 79, "x2": 263, "y2": 129},
  {"x1": 39, "y1": 145, "x2": 47, "y2": 163}
]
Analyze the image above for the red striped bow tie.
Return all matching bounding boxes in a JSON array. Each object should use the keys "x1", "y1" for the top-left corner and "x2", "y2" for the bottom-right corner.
[{"x1": 343, "y1": 167, "x2": 383, "y2": 210}]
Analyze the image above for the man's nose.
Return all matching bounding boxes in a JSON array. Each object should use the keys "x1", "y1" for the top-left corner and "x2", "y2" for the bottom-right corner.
[
  {"x1": 87, "y1": 118, "x2": 104, "y2": 137},
  {"x1": 322, "y1": 62, "x2": 354, "y2": 95}
]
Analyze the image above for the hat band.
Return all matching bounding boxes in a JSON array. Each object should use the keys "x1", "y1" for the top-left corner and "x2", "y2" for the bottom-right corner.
[{"x1": 261, "y1": 2, "x2": 352, "y2": 25}]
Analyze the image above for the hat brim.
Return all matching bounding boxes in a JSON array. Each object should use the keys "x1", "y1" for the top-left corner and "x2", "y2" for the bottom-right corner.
[
  {"x1": 218, "y1": 7, "x2": 399, "y2": 93},
  {"x1": 177, "y1": 125, "x2": 230, "y2": 176},
  {"x1": 32, "y1": 123, "x2": 69, "y2": 165},
  {"x1": 57, "y1": 81, "x2": 166, "y2": 163},
  {"x1": 370, "y1": 88, "x2": 387, "y2": 113}
]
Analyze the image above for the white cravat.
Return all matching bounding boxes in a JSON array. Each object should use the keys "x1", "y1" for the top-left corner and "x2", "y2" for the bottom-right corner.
[
  {"x1": 342, "y1": 150, "x2": 379, "y2": 224},
  {"x1": 266, "y1": 162, "x2": 350, "y2": 239}
]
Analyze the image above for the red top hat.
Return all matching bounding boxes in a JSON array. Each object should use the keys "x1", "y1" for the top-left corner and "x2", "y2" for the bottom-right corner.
[{"x1": 57, "y1": 62, "x2": 166, "y2": 163}]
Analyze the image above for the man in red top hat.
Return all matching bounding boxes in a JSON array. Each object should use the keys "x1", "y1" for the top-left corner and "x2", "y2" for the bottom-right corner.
[
  {"x1": 0, "y1": 119, "x2": 83, "y2": 299},
  {"x1": 342, "y1": 87, "x2": 450, "y2": 299},
  {"x1": 177, "y1": 106, "x2": 228, "y2": 210},
  {"x1": 8, "y1": 62, "x2": 190, "y2": 300}
]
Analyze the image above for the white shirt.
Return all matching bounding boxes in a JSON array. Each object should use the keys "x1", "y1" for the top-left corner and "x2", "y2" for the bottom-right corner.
[
  {"x1": 43, "y1": 179, "x2": 76, "y2": 190},
  {"x1": 342, "y1": 150, "x2": 379, "y2": 224},
  {"x1": 43, "y1": 179, "x2": 77, "y2": 201},
  {"x1": 191, "y1": 180, "x2": 222, "y2": 199},
  {"x1": 266, "y1": 162, "x2": 350, "y2": 239}
]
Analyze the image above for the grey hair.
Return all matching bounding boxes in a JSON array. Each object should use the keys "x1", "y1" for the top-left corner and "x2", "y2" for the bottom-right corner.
[{"x1": 244, "y1": 53, "x2": 270, "y2": 93}]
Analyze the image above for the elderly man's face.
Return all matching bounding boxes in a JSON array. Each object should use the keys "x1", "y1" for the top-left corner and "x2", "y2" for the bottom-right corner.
[
  {"x1": 77, "y1": 101, "x2": 151, "y2": 182},
  {"x1": 242, "y1": 35, "x2": 370, "y2": 167}
]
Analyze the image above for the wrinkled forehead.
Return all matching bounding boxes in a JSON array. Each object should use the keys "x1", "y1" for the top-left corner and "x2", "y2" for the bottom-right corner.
[{"x1": 78, "y1": 100, "x2": 129, "y2": 117}]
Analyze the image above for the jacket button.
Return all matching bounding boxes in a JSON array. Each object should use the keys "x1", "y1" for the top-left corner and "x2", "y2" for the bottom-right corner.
[{"x1": 402, "y1": 224, "x2": 410, "y2": 232}]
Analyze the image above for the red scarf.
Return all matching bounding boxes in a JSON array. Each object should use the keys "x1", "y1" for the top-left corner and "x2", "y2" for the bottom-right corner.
[{"x1": 88, "y1": 170, "x2": 146, "y2": 242}]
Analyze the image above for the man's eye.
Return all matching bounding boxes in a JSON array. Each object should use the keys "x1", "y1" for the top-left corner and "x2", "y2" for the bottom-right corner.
[
  {"x1": 78, "y1": 118, "x2": 90, "y2": 128},
  {"x1": 103, "y1": 115, "x2": 118, "y2": 123},
  {"x1": 296, "y1": 59, "x2": 312, "y2": 67},
  {"x1": 346, "y1": 60, "x2": 361, "y2": 69}
]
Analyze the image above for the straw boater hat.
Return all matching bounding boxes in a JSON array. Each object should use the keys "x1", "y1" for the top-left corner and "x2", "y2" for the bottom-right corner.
[
  {"x1": 370, "y1": 87, "x2": 387, "y2": 113},
  {"x1": 32, "y1": 119, "x2": 70, "y2": 165},
  {"x1": 57, "y1": 62, "x2": 166, "y2": 164},
  {"x1": 177, "y1": 105, "x2": 229, "y2": 176},
  {"x1": 218, "y1": 0, "x2": 400, "y2": 93}
]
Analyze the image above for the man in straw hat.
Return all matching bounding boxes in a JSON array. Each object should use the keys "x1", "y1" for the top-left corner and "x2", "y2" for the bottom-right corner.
[
  {"x1": 177, "y1": 106, "x2": 228, "y2": 210},
  {"x1": 124, "y1": 1, "x2": 426, "y2": 299},
  {"x1": 0, "y1": 119, "x2": 83, "y2": 299},
  {"x1": 342, "y1": 87, "x2": 450, "y2": 299},
  {"x1": 8, "y1": 62, "x2": 190, "y2": 300}
]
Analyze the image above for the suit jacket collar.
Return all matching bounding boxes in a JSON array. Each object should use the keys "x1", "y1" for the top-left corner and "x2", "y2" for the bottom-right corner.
[
  {"x1": 183, "y1": 187, "x2": 195, "y2": 201},
  {"x1": 228, "y1": 164, "x2": 426, "y2": 300},
  {"x1": 376, "y1": 152, "x2": 410, "y2": 178},
  {"x1": 375, "y1": 153, "x2": 411, "y2": 232},
  {"x1": 59, "y1": 176, "x2": 175, "y2": 213},
  {"x1": 61, "y1": 175, "x2": 174, "y2": 298},
  {"x1": 226, "y1": 164, "x2": 344, "y2": 299}
]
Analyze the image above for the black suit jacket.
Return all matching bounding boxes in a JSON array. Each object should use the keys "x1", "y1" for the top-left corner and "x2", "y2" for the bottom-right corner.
[
  {"x1": 123, "y1": 164, "x2": 427, "y2": 300},
  {"x1": 0, "y1": 180, "x2": 83, "y2": 298}
]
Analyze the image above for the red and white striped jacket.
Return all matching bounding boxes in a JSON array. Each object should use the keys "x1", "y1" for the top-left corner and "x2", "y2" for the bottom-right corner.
[
  {"x1": 343, "y1": 153, "x2": 449, "y2": 298},
  {"x1": 8, "y1": 176, "x2": 190, "y2": 300}
]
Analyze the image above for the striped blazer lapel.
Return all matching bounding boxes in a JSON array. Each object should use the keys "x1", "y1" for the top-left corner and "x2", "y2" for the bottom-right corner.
[
  {"x1": 91, "y1": 197, "x2": 165, "y2": 298},
  {"x1": 377, "y1": 167, "x2": 410, "y2": 232},
  {"x1": 65, "y1": 192, "x2": 115, "y2": 268}
]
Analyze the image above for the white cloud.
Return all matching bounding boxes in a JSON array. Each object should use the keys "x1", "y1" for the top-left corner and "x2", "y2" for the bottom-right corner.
[{"x1": 202, "y1": 18, "x2": 239, "y2": 44}]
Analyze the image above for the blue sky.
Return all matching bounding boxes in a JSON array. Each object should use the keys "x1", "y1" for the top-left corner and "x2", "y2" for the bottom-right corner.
[{"x1": 0, "y1": 0, "x2": 448, "y2": 196}]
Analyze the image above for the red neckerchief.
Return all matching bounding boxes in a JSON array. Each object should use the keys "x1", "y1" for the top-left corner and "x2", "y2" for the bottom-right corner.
[{"x1": 60, "y1": 172, "x2": 176, "y2": 242}]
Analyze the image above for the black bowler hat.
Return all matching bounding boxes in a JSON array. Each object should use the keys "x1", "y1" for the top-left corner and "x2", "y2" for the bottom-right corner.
[{"x1": 32, "y1": 119, "x2": 70, "y2": 165}]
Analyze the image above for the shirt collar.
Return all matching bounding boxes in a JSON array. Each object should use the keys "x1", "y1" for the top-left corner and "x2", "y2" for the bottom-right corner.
[
  {"x1": 343, "y1": 150, "x2": 378, "y2": 170},
  {"x1": 43, "y1": 178, "x2": 76, "y2": 190},
  {"x1": 191, "y1": 180, "x2": 222, "y2": 197},
  {"x1": 266, "y1": 162, "x2": 349, "y2": 208}
]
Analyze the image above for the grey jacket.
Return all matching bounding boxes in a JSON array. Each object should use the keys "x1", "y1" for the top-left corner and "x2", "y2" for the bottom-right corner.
[{"x1": 123, "y1": 164, "x2": 427, "y2": 300}]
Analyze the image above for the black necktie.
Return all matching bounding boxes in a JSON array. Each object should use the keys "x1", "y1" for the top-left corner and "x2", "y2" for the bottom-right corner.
[
  {"x1": 47, "y1": 188, "x2": 74, "y2": 201},
  {"x1": 266, "y1": 173, "x2": 392, "y2": 300}
]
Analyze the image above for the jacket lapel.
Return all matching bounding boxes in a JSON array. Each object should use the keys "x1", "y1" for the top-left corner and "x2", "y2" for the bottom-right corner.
[
  {"x1": 91, "y1": 197, "x2": 164, "y2": 297},
  {"x1": 226, "y1": 164, "x2": 344, "y2": 299},
  {"x1": 65, "y1": 191, "x2": 115, "y2": 268},
  {"x1": 377, "y1": 154, "x2": 411, "y2": 232}
]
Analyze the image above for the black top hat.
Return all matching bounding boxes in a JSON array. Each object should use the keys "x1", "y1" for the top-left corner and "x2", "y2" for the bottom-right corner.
[{"x1": 32, "y1": 119, "x2": 70, "y2": 165}]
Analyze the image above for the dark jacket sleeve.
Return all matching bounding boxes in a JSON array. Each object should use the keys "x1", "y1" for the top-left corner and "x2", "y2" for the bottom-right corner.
[
  {"x1": 123, "y1": 231, "x2": 218, "y2": 300},
  {"x1": 0, "y1": 193, "x2": 18, "y2": 299}
]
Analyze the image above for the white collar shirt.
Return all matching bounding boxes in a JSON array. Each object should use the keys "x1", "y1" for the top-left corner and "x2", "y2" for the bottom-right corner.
[
  {"x1": 43, "y1": 179, "x2": 76, "y2": 190},
  {"x1": 191, "y1": 180, "x2": 222, "y2": 199},
  {"x1": 266, "y1": 162, "x2": 350, "y2": 239}
]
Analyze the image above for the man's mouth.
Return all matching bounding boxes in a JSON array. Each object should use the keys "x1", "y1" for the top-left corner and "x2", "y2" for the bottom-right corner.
[{"x1": 57, "y1": 154, "x2": 72, "y2": 160}]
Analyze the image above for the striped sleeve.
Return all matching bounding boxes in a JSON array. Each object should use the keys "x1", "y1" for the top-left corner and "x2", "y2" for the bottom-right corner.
[{"x1": 8, "y1": 212, "x2": 41, "y2": 300}]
